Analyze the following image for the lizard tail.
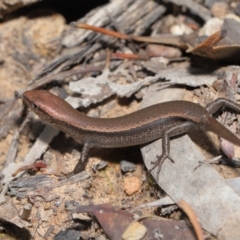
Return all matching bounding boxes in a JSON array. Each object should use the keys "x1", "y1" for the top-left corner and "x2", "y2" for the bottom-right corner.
[{"x1": 206, "y1": 117, "x2": 240, "y2": 146}]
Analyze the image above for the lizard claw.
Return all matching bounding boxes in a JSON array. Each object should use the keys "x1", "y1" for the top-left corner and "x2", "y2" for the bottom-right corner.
[
  {"x1": 168, "y1": 156, "x2": 175, "y2": 163},
  {"x1": 148, "y1": 154, "x2": 175, "y2": 179}
]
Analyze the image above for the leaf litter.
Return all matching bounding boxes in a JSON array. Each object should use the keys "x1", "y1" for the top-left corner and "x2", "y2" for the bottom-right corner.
[{"x1": 1, "y1": 0, "x2": 240, "y2": 239}]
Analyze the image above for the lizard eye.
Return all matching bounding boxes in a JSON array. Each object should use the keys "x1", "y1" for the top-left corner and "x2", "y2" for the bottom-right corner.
[{"x1": 31, "y1": 103, "x2": 38, "y2": 110}]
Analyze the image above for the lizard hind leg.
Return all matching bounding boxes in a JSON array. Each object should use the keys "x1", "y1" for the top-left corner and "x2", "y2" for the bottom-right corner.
[{"x1": 148, "y1": 121, "x2": 194, "y2": 180}]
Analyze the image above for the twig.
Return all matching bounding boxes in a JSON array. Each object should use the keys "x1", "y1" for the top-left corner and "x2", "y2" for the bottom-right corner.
[{"x1": 178, "y1": 200, "x2": 204, "y2": 240}]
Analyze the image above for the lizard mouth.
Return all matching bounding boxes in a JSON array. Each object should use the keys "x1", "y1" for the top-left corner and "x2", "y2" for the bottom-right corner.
[{"x1": 22, "y1": 94, "x2": 31, "y2": 108}]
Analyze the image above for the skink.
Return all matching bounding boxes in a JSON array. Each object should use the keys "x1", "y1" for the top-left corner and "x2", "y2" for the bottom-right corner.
[{"x1": 23, "y1": 90, "x2": 240, "y2": 176}]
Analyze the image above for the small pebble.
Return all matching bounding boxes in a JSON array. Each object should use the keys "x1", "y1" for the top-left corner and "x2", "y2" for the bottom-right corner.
[
  {"x1": 95, "y1": 235, "x2": 107, "y2": 240},
  {"x1": 211, "y1": 2, "x2": 229, "y2": 19},
  {"x1": 20, "y1": 203, "x2": 32, "y2": 221},
  {"x1": 120, "y1": 160, "x2": 136, "y2": 173},
  {"x1": 72, "y1": 213, "x2": 92, "y2": 221},
  {"x1": 199, "y1": 18, "x2": 223, "y2": 36},
  {"x1": 124, "y1": 176, "x2": 141, "y2": 195},
  {"x1": 146, "y1": 44, "x2": 181, "y2": 58},
  {"x1": 65, "y1": 200, "x2": 79, "y2": 211},
  {"x1": 54, "y1": 229, "x2": 80, "y2": 240},
  {"x1": 170, "y1": 23, "x2": 193, "y2": 35}
]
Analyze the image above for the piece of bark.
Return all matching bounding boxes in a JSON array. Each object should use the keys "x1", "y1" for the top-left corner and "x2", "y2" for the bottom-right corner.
[
  {"x1": 227, "y1": 177, "x2": 240, "y2": 195},
  {"x1": 67, "y1": 69, "x2": 167, "y2": 108},
  {"x1": 140, "y1": 85, "x2": 240, "y2": 239},
  {"x1": 8, "y1": 171, "x2": 90, "y2": 199},
  {"x1": 2, "y1": 125, "x2": 59, "y2": 182},
  {"x1": 0, "y1": 125, "x2": 59, "y2": 204},
  {"x1": 68, "y1": 65, "x2": 240, "y2": 109},
  {"x1": 62, "y1": 0, "x2": 166, "y2": 47},
  {"x1": 0, "y1": 0, "x2": 39, "y2": 17},
  {"x1": 167, "y1": 0, "x2": 211, "y2": 21}
]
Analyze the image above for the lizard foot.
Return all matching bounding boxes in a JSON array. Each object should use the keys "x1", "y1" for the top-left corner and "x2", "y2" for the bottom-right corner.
[{"x1": 148, "y1": 154, "x2": 175, "y2": 179}]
